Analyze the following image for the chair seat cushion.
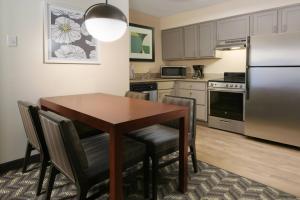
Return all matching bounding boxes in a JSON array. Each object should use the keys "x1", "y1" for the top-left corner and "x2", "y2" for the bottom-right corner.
[
  {"x1": 127, "y1": 125, "x2": 192, "y2": 156},
  {"x1": 81, "y1": 133, "x2": 146, "y2": 185}
]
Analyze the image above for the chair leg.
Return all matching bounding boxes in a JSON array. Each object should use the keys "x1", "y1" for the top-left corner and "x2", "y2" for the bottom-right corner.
[
  {"x1": 143, "y1": 155, "x2": 150, "y2": 198},
  {"x1": 77, "y1": 187, "x2": 88, "y2": 200},
  {"x1": 22, "y1": 142, "x2": 33, "y2": 173},
  {"x1": 190, "y1": 145, "x2": 198, "y2": 173},
  {"x1": 151, "y1": 155, "x2": 159, "y2": 200},
  {"x1": 46, "y1": 165, "x2": 58, "y2": 200},
  {"x1": 36, "y1": 154, "x2": 48, "y2": 195}
]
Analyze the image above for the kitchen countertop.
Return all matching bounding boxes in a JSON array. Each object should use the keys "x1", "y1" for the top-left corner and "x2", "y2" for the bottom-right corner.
[{"x1": 130, "y1": 74, "x2": 223, "y2": 83}]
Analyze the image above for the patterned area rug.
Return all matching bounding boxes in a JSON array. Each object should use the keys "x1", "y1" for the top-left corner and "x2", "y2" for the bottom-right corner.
[{"x1": 0, "y1": 158, "x2": 297, "y2": 200}]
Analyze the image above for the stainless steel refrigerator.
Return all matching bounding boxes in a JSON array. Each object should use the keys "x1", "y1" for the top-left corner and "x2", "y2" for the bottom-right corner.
[{"x1": 246, "y1": 32, "x2": 300, "y2": 147}]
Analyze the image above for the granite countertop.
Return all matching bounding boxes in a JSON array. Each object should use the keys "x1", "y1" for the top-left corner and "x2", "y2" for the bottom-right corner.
[{"x1": 130, "y1": 74, "x2": 223, "y2": 83}]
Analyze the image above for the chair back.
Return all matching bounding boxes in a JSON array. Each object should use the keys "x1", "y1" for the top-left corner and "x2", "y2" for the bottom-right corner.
[
  {"x1": 125, "y1": 91, "x2": 149, "y2": 100},
  {"x1": 39, "y1": 111, "x2": 88, "y2": 183},
  {"x1": 162, "y1": 96, "x2": 197, "y2": 140},
  {"x1": 17, "y1": 101, "x2": 46, "y2": 152}
]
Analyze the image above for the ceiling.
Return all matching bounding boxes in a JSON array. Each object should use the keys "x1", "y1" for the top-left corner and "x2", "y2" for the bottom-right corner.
[{"x1": 129, "y1": 0, "x2": 230, "y2": 17}]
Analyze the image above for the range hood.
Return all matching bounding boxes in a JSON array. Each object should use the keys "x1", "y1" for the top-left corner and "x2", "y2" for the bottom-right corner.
[{"x1": 215, "y1": 38, "x2": 247, "y2": 51}]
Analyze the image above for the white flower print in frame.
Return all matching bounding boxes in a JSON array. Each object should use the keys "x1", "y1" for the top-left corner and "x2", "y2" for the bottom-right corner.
[{"x1": 44, "y1": 3, "x2": 100, "y2": 64}]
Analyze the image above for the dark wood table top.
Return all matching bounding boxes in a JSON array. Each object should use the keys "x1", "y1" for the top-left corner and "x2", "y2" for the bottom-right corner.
[{"x1": 40, "y1": 93, "x2": 188, "y2": 132}]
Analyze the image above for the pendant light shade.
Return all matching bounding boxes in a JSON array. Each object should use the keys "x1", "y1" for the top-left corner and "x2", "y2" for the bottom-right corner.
[{"x1": 84, "y1": 2, "x2": 127, "y2": 42}]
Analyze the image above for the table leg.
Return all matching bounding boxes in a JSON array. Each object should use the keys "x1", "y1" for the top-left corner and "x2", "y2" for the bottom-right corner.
[
  {"x1": 179, "y1": 115, "x2": 188, "y2": 193},
  {"x1": 109, "y1": 128, "x2": 124, "y2": 200}
]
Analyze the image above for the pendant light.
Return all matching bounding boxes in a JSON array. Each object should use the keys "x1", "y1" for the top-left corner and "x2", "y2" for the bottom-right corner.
[{"x1": 84, "y1": 0, "x2": 128, "y2": 42}]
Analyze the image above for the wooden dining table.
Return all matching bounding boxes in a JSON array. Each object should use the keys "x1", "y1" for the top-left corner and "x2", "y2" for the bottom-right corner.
[{"x1": 40, "y1": 93, "x2": 189, "y2": 200}]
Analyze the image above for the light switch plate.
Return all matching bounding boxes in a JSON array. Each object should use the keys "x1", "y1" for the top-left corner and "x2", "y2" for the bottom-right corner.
[{"x1": 6, "y1": 35, "x2": 18, "y2": 47}]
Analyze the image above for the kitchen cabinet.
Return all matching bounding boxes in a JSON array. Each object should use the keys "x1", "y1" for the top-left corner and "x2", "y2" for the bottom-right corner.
[
  {"x1": 217, "y1": 15, "x2": 250, "y2": 41},
  {"x1": 198, "y1": 21, "x2": 217, "y2": 58},
  {"x1": 279, "y1": 5, "x2": 300, "y2": 33},
  {"x1": 177, "y1": 89, "x2": 191, "y2": 98},
  {"x1": 158, "y1": 89, "x2": 174, "y2": 102},
  {"x1": 176, "y1": 81, "x2": 207, "y2": 121},
  {"x1": 177, "y1": 81, "x2": 206, "y2": 90},
  {"x1": 190, "y1": 90, "x2": 206, "y2": 105},
  {"x1": 162, "y1": 28, "x2": 184, "y2": 60},
  {"x1": 184, "y1": 25, "x2": 198, "y2": 58},
  {"x1": 157, "y1": 81, "x2": 175, "y2": 102},
  {"x1": 196, "y1": 105, "x2": 207, "y2": 122},
  {"x1": 251, "y1": 10, "x2": 278, "y2": 35}
]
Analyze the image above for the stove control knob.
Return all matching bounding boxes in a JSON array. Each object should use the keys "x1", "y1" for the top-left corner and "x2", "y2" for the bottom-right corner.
[
  {"x1": 240, "y1": 85, "x2": 243, "y2": 88},
  {"x1": 235, "y1": 85, "x2": 238, "y2": 88},
  {"x1": 226, "y1": 84, "x2": 228, "y2": 88},
  {"x1": 230, "y1": 84, "x2": 233, "y2": 88}
]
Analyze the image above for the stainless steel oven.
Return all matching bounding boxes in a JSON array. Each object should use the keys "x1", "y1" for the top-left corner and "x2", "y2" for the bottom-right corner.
[{"x1": 208, "y1": 73, "x2": 246, "y2": 134}]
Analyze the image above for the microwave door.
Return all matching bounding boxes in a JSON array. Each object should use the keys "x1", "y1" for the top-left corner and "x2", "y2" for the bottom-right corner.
[{"x1": 161, "y1": 66, "x2": 186, "y2": 78}]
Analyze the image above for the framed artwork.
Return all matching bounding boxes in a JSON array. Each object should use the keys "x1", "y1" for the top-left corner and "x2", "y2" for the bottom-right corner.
[
  {"x1": 44, "y1": 3, "x2": 100, "y2": 64},
  {"x1": 129, "y1": 23, "x2": 155, "y2": 62}
]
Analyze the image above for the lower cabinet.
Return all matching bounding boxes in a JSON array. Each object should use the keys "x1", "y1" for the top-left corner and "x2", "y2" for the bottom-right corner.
[
  {"x1": 176, "y1": 82, "x2": 207, "y2": 121},
  {"x1": 177, "y1": 89, "x2": 190, "y2": 98},
  {"x1": 157, "y1": 81, "x2": 175, "y2": 102},
  {"x1": 190, "y1": 90, "x2": 206, "y2": 105},
  {"x1": 158, "y1": 89, "x2": 174, "y2": 102},
  {"x1": 196, "y1": 105, "x2": 207, "y2": 121}
]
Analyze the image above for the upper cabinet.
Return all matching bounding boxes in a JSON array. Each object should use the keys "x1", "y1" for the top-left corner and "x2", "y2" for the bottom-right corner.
[
  {"x1": 279, "y1": 5, "x2": 300, "y2": 33},
  {"x1": 217, "y1": 15, "x2": 250, "y2": 40},
  {"x1": 198, "y1": 21, "x2": 217, "y2": 58},
  {"x1": 250, "y1": 10, "x2": 278, "y2": 36},
  {"x1": 162, "y1": 28, "x2": 184, "y2": 60},
  {"x1": 162, "y1": 3, "x2": 300, "y2": 61},
  {"x1": 183, "y1": 25, "x2": 198, "y2": 59}
]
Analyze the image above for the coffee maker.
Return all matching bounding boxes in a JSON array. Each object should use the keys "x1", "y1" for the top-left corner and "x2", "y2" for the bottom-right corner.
[{"x1": 192, "y1": 65, "x2": 204, "y2": 79}]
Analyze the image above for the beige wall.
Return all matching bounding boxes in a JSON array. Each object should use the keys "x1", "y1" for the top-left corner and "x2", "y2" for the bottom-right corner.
[
  {"x1": 129, "y1": 9, "x2": 164, "y2": 73},
  {"x1": 162, "y1": 0, "x2": 300, "y2": 74},
  {"x1": 161, "y1": 0, "x2": 300, "y2": 29},
  {"x1": 0, "y1": 0, "x2": 129, "y2": 164},
  {"x1": 166, "y1": 50, "x2": 247, "y2": 74}
]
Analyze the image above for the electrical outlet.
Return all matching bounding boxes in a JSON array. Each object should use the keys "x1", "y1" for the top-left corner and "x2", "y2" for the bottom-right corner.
[{"x1": 6, "y1": 35, "x2": 18, "y2": 47}]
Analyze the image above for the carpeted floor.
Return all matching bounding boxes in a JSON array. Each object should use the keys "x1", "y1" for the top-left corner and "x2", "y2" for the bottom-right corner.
[{"x1": 0, "y1": 157, "x2": 297, "y2": 200}]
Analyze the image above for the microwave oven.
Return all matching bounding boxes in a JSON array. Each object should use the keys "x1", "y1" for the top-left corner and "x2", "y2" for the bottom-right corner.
[{"x1": 160, "y1": 65, "x2": 187, "y2": 79}]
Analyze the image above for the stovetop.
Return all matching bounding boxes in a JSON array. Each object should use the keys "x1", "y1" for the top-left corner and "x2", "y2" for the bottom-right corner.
[
  {"x1": 209, "y1": 72, "x2": 245, "y2": 83},
  {"x1": 208, "y1": 72, "x2": 246, "y2": 90}
]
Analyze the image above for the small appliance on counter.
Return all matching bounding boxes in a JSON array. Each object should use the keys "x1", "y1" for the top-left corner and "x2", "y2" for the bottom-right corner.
[
  {"x1": 192, "y1": 65, "x2": 204, "y2": 79},
  {"x1": 160, "y1": 65, "x2": 187, "y2": 79}
]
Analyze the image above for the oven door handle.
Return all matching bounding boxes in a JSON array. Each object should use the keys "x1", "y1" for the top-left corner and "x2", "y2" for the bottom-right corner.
[{"x1": 208, "y1": 88, "x2": 246, "y2": 93}]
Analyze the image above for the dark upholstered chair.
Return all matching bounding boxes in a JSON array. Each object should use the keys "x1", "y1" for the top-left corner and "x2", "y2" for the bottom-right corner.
[
  {"x1": 39, "y1": 111, "x2": 149, "y2": 200},
  {"x1": 17, "y1": 101, "x2": 49, "y2": 196},
  {"x1": 73, "y1": 120, "x2": 102, "y2": 139},
  {"x1": 126, "y1": 96, "x2": 198, "y2": 200},
  {"x1": 18, "y1": 101, "x2": 102, "y2": 196},
  {"x1": 125, "y1": 91, "x2": 149, "y2": 100}
]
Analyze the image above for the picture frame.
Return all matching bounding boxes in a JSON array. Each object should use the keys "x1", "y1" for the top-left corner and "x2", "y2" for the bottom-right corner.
[
  {"x1": 129, "y1": 23, "x2": 155, "y2": 62},
  {"x1": 44, "y1": 3, "x2": 100, "y2": 64}
]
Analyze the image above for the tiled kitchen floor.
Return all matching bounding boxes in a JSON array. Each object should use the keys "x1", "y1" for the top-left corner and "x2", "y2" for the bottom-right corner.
[{"x1": 196, "y1": 125, "x2": 300, "y2": 197}]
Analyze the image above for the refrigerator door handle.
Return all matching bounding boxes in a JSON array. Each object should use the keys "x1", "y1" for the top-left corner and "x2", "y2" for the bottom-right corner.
[
  {"x1": 246, "y1": 36, "x2": 250, "y2": 100},
  {"x1": 246, "y1": 67, "x2": 250, "y2": 100}
]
